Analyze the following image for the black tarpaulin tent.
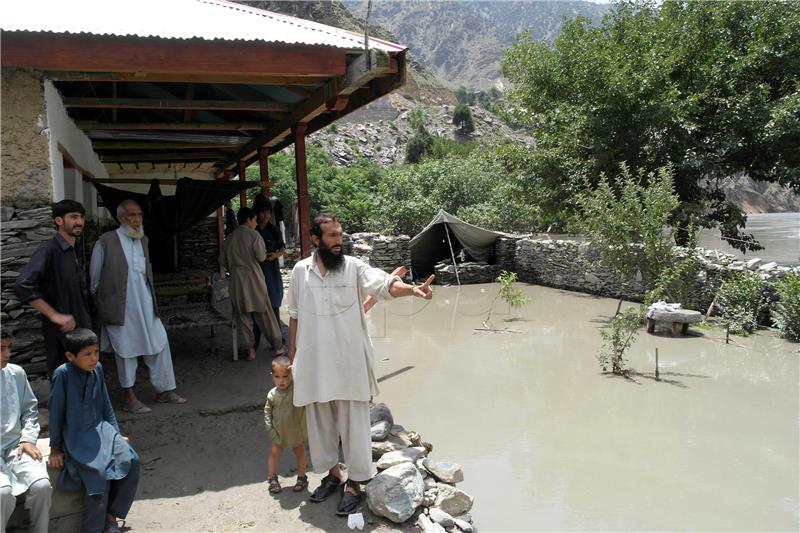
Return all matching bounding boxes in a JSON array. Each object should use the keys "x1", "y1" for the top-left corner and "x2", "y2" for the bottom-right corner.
[
  {"x1": 93, "y1": 177, "x2": 253, "y2": 242},
  {"x1": 409, "y1": 209, "x2": 504, "y2": 283}
]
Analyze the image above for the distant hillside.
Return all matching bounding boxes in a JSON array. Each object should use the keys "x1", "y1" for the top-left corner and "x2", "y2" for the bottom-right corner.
[{"x1": 344, "y1": 0, "x2": 609, "y2": 90}]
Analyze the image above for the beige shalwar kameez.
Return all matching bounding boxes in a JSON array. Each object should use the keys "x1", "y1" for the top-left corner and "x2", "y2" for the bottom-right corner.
[
  {"x1": 219, "y1": 225, "x2": 282, "y2": 351},
  {"x1": 287, "y1": 254, "x2": 399, "y2": 481}
]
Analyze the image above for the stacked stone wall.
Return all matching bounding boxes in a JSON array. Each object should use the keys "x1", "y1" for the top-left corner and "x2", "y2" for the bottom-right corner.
[
  {"x1": 369, "y1": 235, "x2": 411, "y2": 273},
  {"x1": 1, "y1": 207, "x2": 69, "y2": 376},
  {"x1": 178, "y1": 217, "x2": 219, "y2": 272}
]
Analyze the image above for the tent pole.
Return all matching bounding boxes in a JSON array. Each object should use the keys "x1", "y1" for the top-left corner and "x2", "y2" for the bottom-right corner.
[{"x1": 444, "y1": 222, "x2": 461, "y2": 286}]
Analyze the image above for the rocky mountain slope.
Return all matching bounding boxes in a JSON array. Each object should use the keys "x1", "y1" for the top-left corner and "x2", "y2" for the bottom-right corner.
[{"x1": 344, "y1": 0, "x2": 609, "y2": 90}]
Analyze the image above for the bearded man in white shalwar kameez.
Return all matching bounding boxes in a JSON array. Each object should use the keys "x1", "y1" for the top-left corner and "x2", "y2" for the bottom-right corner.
[
  {"x1": 90, "y1": 200, "x2": 187, "y2": 414},
  {"x1": 288, "y1": 213, "x2": 433, "y2": 516}
]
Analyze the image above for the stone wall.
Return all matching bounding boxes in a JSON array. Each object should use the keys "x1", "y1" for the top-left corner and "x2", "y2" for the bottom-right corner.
[
  {"x1": 514, "y1": 237, "x2": 796, "y2": 309},
  {"x1": 177, "y1": 217, "x2": 219, "y2": 272},
  {"x1": 496, "y1": 236, "x2": 521, "y2": 273},
  {"x1": 1, "y1": 69, "x2": 51, "y2": 208},
  {"x1": 1, "y1": 207, "x2": 68, "y2": 376},
  {"x1": 370, "y1": 235, "x2": 411, "y2": 273}
]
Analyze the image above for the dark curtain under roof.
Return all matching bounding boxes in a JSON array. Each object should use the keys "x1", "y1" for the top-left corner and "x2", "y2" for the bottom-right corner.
[{"x1": 93, "y1": 178, "x2": 254, "y2": 242}]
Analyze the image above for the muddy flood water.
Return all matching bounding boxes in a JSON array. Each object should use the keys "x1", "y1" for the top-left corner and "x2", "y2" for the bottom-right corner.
[{"x1": 368, "y1": 284, "x2": 799, "y2": 531}]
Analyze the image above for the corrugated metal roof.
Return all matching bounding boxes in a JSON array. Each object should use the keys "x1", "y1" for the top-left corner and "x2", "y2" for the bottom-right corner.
[{"x1": 1, "y1": 0, "x2": 406, "y2": 53}]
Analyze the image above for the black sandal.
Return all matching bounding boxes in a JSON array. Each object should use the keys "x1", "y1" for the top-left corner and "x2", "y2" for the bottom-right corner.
[
  {"x1": 310, "y1": 474, "x2": 341, "y2": 502},
  {"x1": 336, "y1": 479, "x2": 362, "y2": 516},
  {"x1": 293, "y1": 475, "x2": 308, "y2": 492},
  {"x1": 268, "y1": 474, "x2": 282, "y2": 494}
]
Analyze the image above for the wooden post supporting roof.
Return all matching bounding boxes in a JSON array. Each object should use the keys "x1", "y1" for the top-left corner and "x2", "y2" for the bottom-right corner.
[
  {"x1": 238, "y1": 160, "x2": 248, "y2": 207},
  {"x1": 294, "y1": 123, "x2": 311, "y2": 258},
  {"x1": 259, "y1": 147, "x2": 270, "y2": 195}
]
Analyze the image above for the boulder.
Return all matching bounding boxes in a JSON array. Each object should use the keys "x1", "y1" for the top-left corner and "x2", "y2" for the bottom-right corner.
[
  {"x1": 417, "y1": 513, "x2": 446, "y2": 533},
  {"x1": 376, "y1": 447, "x2": 426, "y2": 470},
  {"x1": 366, "y1": 462, "x2": 424, "y2": 523},
  {"x1": 454, "y1": 518, "x2": 474, "y2": 532},
  {"x1": 434, "y1": 483, "x2": 473, "y2": 516},
  {"x1": 422, "y1": 458, "x2": 464, "y2": 484},
  {"x1": 372, "y1": 434, "x2": 410, "y2": 460},
  {"x1": 746, "y1": 258, "x2": 762, "y2": 270},
  {"x1": 370, "y1": 402, "x2": 394, "y2": 441},
  {"x1": 428, "y1": 507, "x2": 455, "y2": 528}
]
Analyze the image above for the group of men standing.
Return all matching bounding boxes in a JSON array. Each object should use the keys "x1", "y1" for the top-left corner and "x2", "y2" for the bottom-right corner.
[
  {"x1": 11, "y1": 191, "x2": 435, "y2": 519},
  {"x1": 14, "y1": 199, "x2": 186, "y2": 414}
]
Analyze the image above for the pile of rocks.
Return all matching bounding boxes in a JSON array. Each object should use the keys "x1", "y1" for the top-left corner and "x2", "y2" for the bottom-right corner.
[
  {"x1": 367, "y1": 403, "x2": 475, "y2": 532},
  {"x1": 1, "y1": 206, "x2": 62, "y2": 376},
  {"x1": 435, "y1": 261, "x2": 499, "y2": 285}
]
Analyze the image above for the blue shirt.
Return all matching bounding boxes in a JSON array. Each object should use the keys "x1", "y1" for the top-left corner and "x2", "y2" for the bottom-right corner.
[{"x1": 48, "y1": 362, "x2": 138, "y2": 495}]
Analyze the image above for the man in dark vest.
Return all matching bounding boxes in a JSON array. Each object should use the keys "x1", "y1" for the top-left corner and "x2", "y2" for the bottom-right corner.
[{"x1": 89, "y1": 199, "x2": 187, "y2": 414}]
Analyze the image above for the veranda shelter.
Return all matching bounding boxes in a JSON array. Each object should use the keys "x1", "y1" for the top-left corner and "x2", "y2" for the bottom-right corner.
[{"x1": 1, "y1": 0, "x2": 408, "y2": 258}]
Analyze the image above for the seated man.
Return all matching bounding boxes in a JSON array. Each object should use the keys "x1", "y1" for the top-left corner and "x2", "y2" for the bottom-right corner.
[
  {"x1": 48, "y1": 329, "x2": 140, "y2": 533},
  {"x1": 1, "y1": 330, "x2": 52, "y2": 533}
]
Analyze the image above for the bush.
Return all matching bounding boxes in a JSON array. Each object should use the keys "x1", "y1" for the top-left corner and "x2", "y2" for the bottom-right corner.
[
  {"x1": 717, "y1": 270, "x2": 765, "y2": 335},
  {"x1": 772, "y1": 272, "x2": 800, "y2": 341},
  {"x1": 405, "y1": 130, "x2": 434, "y2": 163},
  {"x1": 452, "y1": 104, "x2": 475, "y2": 134}
]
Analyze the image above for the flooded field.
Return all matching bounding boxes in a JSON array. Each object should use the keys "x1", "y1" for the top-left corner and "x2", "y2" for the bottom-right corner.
[{"x1": 369, "y1": 284, "x2": 799, "y2": 531}]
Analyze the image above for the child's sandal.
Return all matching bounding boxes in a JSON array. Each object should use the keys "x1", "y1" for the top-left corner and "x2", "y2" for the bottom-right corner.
[
  {"x1": 268, "y1": 474, "x2": 282, "y2": 494},
  {"x1": 293, "y1": 475, "x2": 308, "y2": 492}
]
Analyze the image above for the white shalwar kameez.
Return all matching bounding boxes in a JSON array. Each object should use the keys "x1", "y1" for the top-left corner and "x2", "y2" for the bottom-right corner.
[
  {"x1": 90, "y1": 228, "x2": 176, "y2": 392},
  {"x1": 288, "y1": 253, "x2": 399, "y2": 481},
  {"x1": 1, "y1": 364, "x2": 51, "y2": 533}
]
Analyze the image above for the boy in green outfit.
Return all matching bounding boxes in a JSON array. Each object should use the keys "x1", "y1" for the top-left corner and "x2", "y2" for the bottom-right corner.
[{"x1": 264, "y1": 356, "x2": 307, "y2": 494}]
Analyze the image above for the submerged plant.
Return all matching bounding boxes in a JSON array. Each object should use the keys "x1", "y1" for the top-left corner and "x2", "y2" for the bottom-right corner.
[
  {"x1": 717, "y1": 270, "x2": 765, "y2": 335},
  {"x1": 772, "y1": 272, "x2": 800, "y2": 341},
  {"x1": 482, "y1": 270, "x2": 530, "y2": 330},
  {"x1": 597, "y1": 307, "x2": 642, "y2": 375}
]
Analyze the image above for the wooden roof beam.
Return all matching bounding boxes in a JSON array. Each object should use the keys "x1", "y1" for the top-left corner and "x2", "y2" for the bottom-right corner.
[
  {"x1": 64, "y1": 97, "x2": 293, "y2": 112},
  {"x1": 78, "y1": 122, "x2": 270, "y2": 131},
  {"x1": 3, "y1": 33, "x2": 346, "y2": 77},
  {"x1": 46, "y1": 71, "x2": 332, "y2": 86},
  {"x1": 92, "y1": 141, "x2": 245, "y2": 150},
  {"x1": 100, "y1": 152, "x2": 231, "y2": 162}
]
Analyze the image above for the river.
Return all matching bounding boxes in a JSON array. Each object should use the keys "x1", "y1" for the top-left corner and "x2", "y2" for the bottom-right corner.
[
  {"x1": 371, "y1": 284, "x2": 799, "y2": 531},
  {"x1": 699, "y1": 212, "x2": 799, "y2": 266}
]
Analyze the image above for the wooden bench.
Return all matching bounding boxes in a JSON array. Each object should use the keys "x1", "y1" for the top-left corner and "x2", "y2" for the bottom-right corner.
[{"x1": 646, "y1": 308, "x2": 703, "y2": 336}]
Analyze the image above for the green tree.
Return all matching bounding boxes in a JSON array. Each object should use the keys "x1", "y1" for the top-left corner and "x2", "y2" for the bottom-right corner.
[
  {"x1": 407, "y1": 107, "x2": 429, "y2": 132},
  {"x1": 452, "y1": 104, "x2": 476, "y2": 135},
  {"x1": 455, "y1": 85, "x2": 469, "y2": 104},
  {"x1": 575, "y1": 163, "x2": 680, "y2": 287},
  {"x1": 503, "y1": 0, "x2": 800, "y2": 251},
  {"x1": 405, "y1": 130, "x2": 434, "y2": 163}
]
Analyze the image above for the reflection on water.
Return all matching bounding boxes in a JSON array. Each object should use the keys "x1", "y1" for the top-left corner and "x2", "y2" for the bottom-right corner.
[{"x1": 370, "y1": 284, "x2": 799, "y2": 531}]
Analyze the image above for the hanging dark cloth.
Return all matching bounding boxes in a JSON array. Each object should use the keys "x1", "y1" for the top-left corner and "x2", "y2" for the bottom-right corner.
[{"x1": 93, "y1": 178, "x2": 253, "y2": 243}]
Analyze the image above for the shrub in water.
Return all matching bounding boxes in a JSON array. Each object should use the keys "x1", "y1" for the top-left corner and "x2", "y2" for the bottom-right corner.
[
  {"x1": 772, "y1": 272, "x2": 800, "y2": 341},
  {"x1": 717, "y1": 270, "x2": 765, "y2": 335}
]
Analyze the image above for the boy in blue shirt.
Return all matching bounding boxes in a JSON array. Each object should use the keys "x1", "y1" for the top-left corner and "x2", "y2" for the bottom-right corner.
[{"x1": 48, "y1": 329, "x2": 139, "y2": 533}]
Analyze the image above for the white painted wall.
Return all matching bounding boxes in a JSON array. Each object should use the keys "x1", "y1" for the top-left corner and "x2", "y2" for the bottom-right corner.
[{"x1": 44, "y1": 80, "x2": 109, "y2": 213}]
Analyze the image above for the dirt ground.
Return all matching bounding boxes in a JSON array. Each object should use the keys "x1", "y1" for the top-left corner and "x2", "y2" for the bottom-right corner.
[{"x1": 86, "y1": 323, "x2": 415, "y2": 533}]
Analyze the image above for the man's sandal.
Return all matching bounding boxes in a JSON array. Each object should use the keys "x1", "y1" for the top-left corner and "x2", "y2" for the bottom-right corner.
[
  {"x1": 121, "y1": 399, "x2": 152, "y2": 414},
  {"x1": 293, "y1": 475, "x2": 308, "y2": 492},
  {"x1": 336, "y1": 479, "x2": 362, "y2": 516},
  {"x1": 155, "y1": 391, "x2": 187, "y2": 404},
  {"x1": 268, "y1": 474, "x2": 282, "y2": 494},
  {"x1": 310, "y1": 474, "x2": 342, "y2": 502}
]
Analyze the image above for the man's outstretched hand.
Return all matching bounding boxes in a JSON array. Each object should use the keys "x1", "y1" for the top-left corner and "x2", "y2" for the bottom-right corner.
[{"x1": 413, "y1": 275, "x2": 435, "y2": 299}]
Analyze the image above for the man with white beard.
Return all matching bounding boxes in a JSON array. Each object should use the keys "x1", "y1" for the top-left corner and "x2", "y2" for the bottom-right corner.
[{"x1": 90, "y1": 199, "x2": 186, "y2": 414}]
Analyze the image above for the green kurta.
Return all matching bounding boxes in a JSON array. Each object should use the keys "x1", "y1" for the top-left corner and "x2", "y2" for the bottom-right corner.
[{"x1": 263, "y1": 384, "x2": 307, "y2": 448}]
